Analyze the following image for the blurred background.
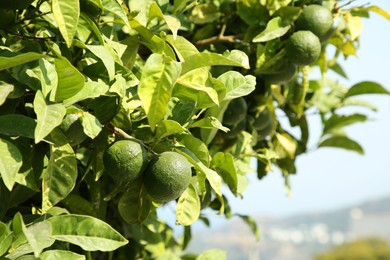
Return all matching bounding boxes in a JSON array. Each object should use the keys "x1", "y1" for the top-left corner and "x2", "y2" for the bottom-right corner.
[{"x1": 162, "y1": 1, "x2": 390, "y2": 259}]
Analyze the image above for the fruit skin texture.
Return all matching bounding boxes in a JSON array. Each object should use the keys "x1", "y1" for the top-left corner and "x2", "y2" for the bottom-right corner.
[
  {"x1": 143, "y1": 152, "x2": 192, "y2": 203},
  {"x1": 295, "y1": 5, "x2": 333, "y2": 39},
  {"x1": 285, "y1": 30, "x2": 321, "y2": 65},
  {"x1": 223, "y1": 97, "x2": 248, "y2": 126},
  {"x1": 103, "y1": 140, "x2": 148, "y2": 183},
  {"x1": 58, "y1": 114, "x2": 87, "y2": 146}
]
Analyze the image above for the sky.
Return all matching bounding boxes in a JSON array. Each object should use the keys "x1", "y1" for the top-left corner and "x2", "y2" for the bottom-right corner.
[{"x1": 225, "y1": 0, "x2": 390, "y2": 217}]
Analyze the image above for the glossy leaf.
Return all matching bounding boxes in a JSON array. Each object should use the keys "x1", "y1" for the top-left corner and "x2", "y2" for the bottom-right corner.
[
  {"x1": 80, "y1": 112, "x2": 102, "y2": 139},
  {"x1": 190, "y1": 117, "x2": 229, "y2": 133},
  {"x1": 0, "y1": 83, "x2": 13, "y2": 105},
  {"x1": 176, "y1": 183, "x2": 200, "y2": 226},
  {"x1": 345, "y1": 81, "x2": 390, "y2": 97},
  {"x1": 319, "y1": 136, "x2": 364, "y2": 155},
  {"x1": 156, "y1": 120, "x2": 186, "y2": 142},
  {"x1": 181, "y1": 50, "x2": 250, "y2": 75},
  {"x1": 0, "y1": 221, "x2": 12, "y2": 256},
  {"x1": 217, "y1": 71, "x2": 256, "y2": 101},
  {"x1": 63, "y1": 81, "x2": 109, "y2": 106},
  {"x1": 102, "y1": 0, "x2": 130, "y2": 27},
  {"x1": 0, "y1": 52, "x2": 44, "y2": 71},
  {"x1": 20, "y1": 219, "x2": 55, "y2": 257},
  {"x1": 53, "y1": 58, "x2": 85, "y2": 102},
  {"x1": 0, "y1": 139, "x2": 22, "y2": 191},
  {"x1": 138, "y1": 54, "x2": 181, "y2": 131},
  {"x1": 213, "y1": 152, "x2": 238, "y2": 195},
  {"x1": 33, "y1": 90, "x2": 66, "y2": 143},
  {"x1": 149, "y1": 3, "x2": 181, "y2": 39},
  {"x1": 0, "y1": 115, "x2": 36, "y2": 139},
  {"x1": 48, "y1": 214, "x2": 128, "y2": 251},
  {"x1": 253, "y1": 17, "x2": 291, "y2": 43},
  {"x1": 179, "y1": 134, "x2": 211, "y2": 166},
  {"x1": 52, "y1": 0, "x2": 80, "y2": 47},
  {"x1": 40, "y1": 250, "x2": 86, "y2": 260},
  {"x1": 42, "y1": 129, "x2": 77, "y2": 213},
  {"x1": 86, "y1": 45, "x2": 115, "y2": 81}
]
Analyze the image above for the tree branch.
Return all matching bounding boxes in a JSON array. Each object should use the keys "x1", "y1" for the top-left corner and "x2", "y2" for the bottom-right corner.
[{"x1": 194, "y1": 34, "x2": 244, "y2": 46}]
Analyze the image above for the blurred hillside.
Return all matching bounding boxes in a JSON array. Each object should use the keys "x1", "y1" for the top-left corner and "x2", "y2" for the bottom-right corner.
[{"x1": 187, "y1": 196, "x2": 390, "y2": 260}]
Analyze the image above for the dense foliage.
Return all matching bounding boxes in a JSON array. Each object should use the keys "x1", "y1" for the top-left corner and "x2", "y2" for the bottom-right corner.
[{"x1": 0, "y1": 0, "x2": 389, "y2": 259}]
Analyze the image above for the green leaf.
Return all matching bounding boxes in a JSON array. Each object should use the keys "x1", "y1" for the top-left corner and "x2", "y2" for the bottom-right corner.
[
  {"x1": 275, "y1": 133, "x2": 298, "y2": 159},
  {"x1": 21, "y1": 219, "x2": 55, "y2": 257},
  {"x1": 175, "y1": 68, "x2": 220, "y2": 107},
  {"x1": 102, "y1": 0, "x2": 130, "y2": 28},
  {"x1": 156, "y1": 120, "x2": 186, "y2": 142},
  {"x1": 253, "y1": 17, "x2": 291, "y2": 43},
  {"x1": 341, "y1": 98, "x2": 378, "y2": 111},
  {"x1": 174, "y1": 148, "x2": 222, "y2": 197},
  {"x1": 189, "y1": 3, "x2": 220, "y2": 24},
  {"x1": 178, "y1": 134, "x2": 210, "y2": 166},
  {"x1": 40, "y1": 250, "x2": 86, "y2": 260},
  {"x1": 138, "y1": 54, "x2": 181, "y2": 131},
  {"x1": 0, "y1": 51, "x2": 45, "y2": 71},
  {"x1": 329, "y1": 62, "x2": 348, "y2": 79},
  {"x1": 80, "y1": 112, "x2": 102, "y2": 139},
  {"x1": 217, "y1": 71, "x2": 256, "y2": 100},
  {"x1": 32, "y1": 59, "x2": 58, "y2": 99},
  {"x1": 176, "y1": 183, "x2": 200, "y2": 226},
  {"x1": 0, "y1": 115, "x2": 36, "y2": 139},
  {"x1": 149, "y1": 3, "x2": 181, "y2": 39},
  {"x1": 165, "y1": 35, "x2": 199, "y2": 61},
  {"x1": 323, "y1": 114, "x2": 367, "y2": 135},
  {"x1": 0, "y1": 139, "x2": 22, "y2": 191},
  {"x1": 61, "y1": 194, "x2": 97, "y2": 217},
  {"x1": 52, "y1": 0, "x2": 80, "y2": 47},
  {"x1": 200, "y1": 101, "x2": 229, "y2": 145},
  {"x1": 196, "y1": 249, "x2": 227, "y2": 260},
  {"x1": 48, "y1": 214, "x2": 128, "y2": 251},
  {"x1": 42, "y1": 129, "x2": 77, "y2": 213},
  {"x1": 181, "y1": 50, "x2": 250, "y2": 75},
  {"x1": 345, "y1": 81, "x2": 390, "y2": 97},
  {"x1": 33, "y1": 91, "x2": 67, "y2": 143},
  {"x1": 319, "y1": 136, "x2": 364, "y2": 155},
  {"x1": 0, "y1": 83, "x2": 13, "y2": 106},
  {"x1": 86, "y1": 45, "x2": 116, "y2": 81},
  {"x1": 190, "y1": 117, "x2": 229, "y2": 133},
  {"x1": 213, "y1": 152, "x2": 238, "y2": 195},
  {"x1": 118, "y1": 182, "x2": 152, "y2": 224},
  {"x1": 53, "y1": 58, "x2": 85, "y2": 102},
  {"x1": 0, "y1": 222, "x2": 13, "y2": 256},
  {"x1": 63, "y1": 81, "x2": 109, "y2": 106}
]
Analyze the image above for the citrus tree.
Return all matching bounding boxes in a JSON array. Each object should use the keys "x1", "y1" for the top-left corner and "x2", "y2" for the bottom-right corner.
[{"x1": 0, "y1": 0, "x2": 389, "y2": 259}]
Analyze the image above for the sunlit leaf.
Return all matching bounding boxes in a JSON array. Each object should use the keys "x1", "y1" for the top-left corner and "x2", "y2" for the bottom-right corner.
[
  {"x1": 138, "y1": 54, "x2": 181, "y2": 131},
  {"x1": 40, "y1": 250, "x2": 86, "y2": 260},
  {"x1": 197, "y1": 249, "x2": 227, "y2": 260},
  {"x1": 0, "y1": 52, "x2": 44, "y2": 71},
  {"x1": 33, "y1": 91, "x2": 66, "y2": 143},
  {"x1": 53, "y1": 58, "x2": 85, "y2": 102},
  {"x1": 217, "y1": 71, "x2": 256, "y2": 100},
  {"x1": 42, "y1": 129, "x2": 77, "y2": 212},
  {"x1": 48, "y1": 214, "x2": 128, "y2": 251},
  {"x1": 0, "y1": 139, "x2": 22, "y2": 191},
  {"x1": 80, "y1": 112, "x2": 102, "y2": 139},
  {"x1": 0, "y1": 83, "x2": 13, "y2": 105},
  {"x1": 253, "y1": 17, "x2": 291, "y2": 43},
  {"x1": 323, "y1": 114, "x2": 367, "y2": 134},
  {"x1": 52, "y1": 0, "x2": 80, "y2": 47},
  {"x1": 176, "y1": 183, "x2": 200, "y2": 226},
  {"x1": 213, "y1": 152, "x2": 238, "y2": 195}
]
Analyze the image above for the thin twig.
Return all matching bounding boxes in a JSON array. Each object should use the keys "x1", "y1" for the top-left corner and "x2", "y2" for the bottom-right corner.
[{"x1": 194, "y1": 34, "x2": 244, "y2": 46}]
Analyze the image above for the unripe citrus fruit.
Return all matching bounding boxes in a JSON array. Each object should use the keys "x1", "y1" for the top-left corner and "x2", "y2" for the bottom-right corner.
[
  {"x1": 103, "y1": 140, "x2": 148, "y2": 183},
  {"x1": 58, "y1": 114, "x2": 87, "y2": 146},
  {"x1": 295, "y1": 5, "x2": 333, "y2": 39},
  {"x1": 143, "y1": 152, "x2": 192, "y2": 203},
  {"x1": 223, "y1": 97, "x2": 247, "y2": 126},
  {"x1": 285, "y1": 30, "x2": 321, "y2": 65},
  {"x1": 253, "y1": 108, "x2": 274, "y2": 140}
]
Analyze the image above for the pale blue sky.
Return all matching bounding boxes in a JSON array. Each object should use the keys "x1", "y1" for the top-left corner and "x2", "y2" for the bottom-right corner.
[{"x1": 226, "y1": 0, "x2": 390, "y2": 217}]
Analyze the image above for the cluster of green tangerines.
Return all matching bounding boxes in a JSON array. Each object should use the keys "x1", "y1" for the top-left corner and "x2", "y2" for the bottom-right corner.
[
  {"x1": 262, "y1": 4, "x2": 334, "y2": 84},
  {"x1": 103, "y1": 140, "x2": 192, "y2": 203}
]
